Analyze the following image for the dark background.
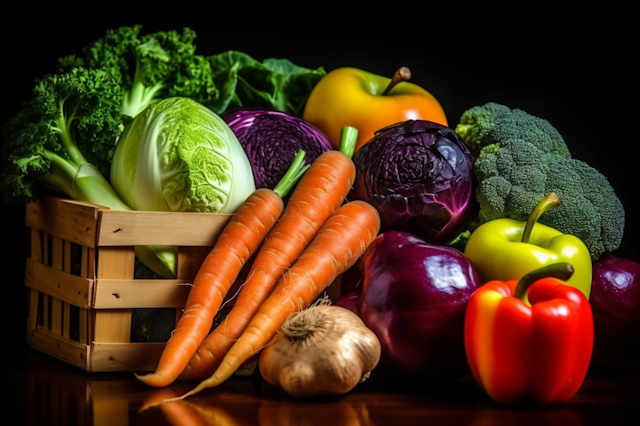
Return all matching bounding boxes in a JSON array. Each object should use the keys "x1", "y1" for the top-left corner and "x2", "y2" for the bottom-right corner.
[{"x1": 1, "y1": 13, "x2": 636, "y2": 349}]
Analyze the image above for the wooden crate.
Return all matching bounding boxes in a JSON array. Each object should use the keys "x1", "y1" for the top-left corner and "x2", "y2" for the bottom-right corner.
[{"x1": 24, "y1": 196, "x2": 232, "y2": 372}]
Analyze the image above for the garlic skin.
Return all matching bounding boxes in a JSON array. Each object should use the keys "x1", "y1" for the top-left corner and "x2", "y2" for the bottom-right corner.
[{"x1": 258, "y1": 304, "x2": 381, "y2": 398}]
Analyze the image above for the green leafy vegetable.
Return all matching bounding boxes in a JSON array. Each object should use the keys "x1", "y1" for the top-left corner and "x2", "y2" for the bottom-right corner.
[
  {"x1": 1, "y1": 67, "x2": 127, "y2": 205},
  {"x1": 208, "y1": 50, "x2": 326, "y2": 116},
  {"x1": 110, "y1": 97, "x2": 256, "y2": 213},
  {"x1": 57, "y1": 25, "x2": 219, "y2": 119}
]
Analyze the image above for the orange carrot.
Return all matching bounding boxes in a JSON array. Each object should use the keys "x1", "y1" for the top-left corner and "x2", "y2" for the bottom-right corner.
[
  {"x1": 135, "y1": 151, "x2": 308, "y2": 388},
  {"x1": 166, "y1": 199, "x2": 381, "y2": 401},
  {"x1": 178, "y1": 127, "x2": 359, "y2": 382}
]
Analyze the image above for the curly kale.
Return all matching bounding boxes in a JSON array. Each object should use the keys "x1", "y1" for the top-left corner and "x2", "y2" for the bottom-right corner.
[
  {"x1": 1, "y1": 67, "x2": 130, "y2": 206},
  {"x1": 57, "y1": 25, "x2": 219, "y2": 118},
  {"x1": 455, "y1": 103, "x2": 625, "y2": 261}
]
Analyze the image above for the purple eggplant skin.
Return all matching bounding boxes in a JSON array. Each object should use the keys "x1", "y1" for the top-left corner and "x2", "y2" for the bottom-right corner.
[
  {"x1": 589, "y1": 253, "x2": 640, "y2": 375},
  {"x1": 340, "y1": 230, "x2": 482, "y2": 386},
  {"x1": 348, "y1": 120, "x2": 476, "y2": 246}
]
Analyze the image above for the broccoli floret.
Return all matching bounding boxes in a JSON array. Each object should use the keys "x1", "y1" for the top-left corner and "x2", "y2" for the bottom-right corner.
[
  {"x1": 455, "y1": 102, "x2": 572, "y2": 159},
  {"x1": 57, "y1": 25, "x2": 219, "y2": 118},
  {"x1": 473, "y1": 137, "x2": 625, "y2": 261}
]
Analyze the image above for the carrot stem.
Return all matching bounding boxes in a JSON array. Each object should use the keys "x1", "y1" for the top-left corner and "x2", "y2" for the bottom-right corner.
[
  {"x1": 339, "y1": 126, "x2": 358, "y2": 159},
  {"x1": 272, "y1": 149, "x2": 309, "y2": 198}
]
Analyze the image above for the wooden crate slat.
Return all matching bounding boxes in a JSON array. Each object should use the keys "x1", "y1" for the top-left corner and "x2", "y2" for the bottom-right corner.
[
  {"x1": 28, "y1": 288, "x2": 39, "y2": 330},
  {"x1": 96, "y1": 246, "x2": 135, "y2": 280},
  {"x1": 83, "y1": 246, "x2": 96, "y2": 280},
  {"x1": 91, "y1": 342, "x2": 165, "y2": 372},
  {"x1": 25, "y1": 258, "x2": 93, "y2": 309},
  {"x1": 94, "y1": 309, "x2": 132, "y2": 343},
  {"x1": 43, "y1": 232, "x2": 49, "y2": 266},
  {"x1": 62, "y1": 239, "x2": 73, "y2": 339},
  {"x1": 63, "y1": 303, "x2": 71, "y2": 339},
  {"x1": 51, "y1": 297, "x2": 63, "y2": 335},
  {"x1": 63, "y1": 239, "x2": 72, "y2": 274},
  {"x1": 24, "y1": 197, "x2": 230, "y2": 372},
  {"x1": 30, "y1": 228, "x2": 42, "y2": 262},
  {"x1": 93, "y1": 279, "x2": 191, "y2": 309},
  {"x1": 25, "y1": 197, "x2": 102, "y2": 248},
  {"x1": 27, "y1": 326, "x2": 91, "y2": 371},
  {"x1": 43, "y1": 294, "x2": 50, "y2": 329},
  {"x1": 52, "y1": 235, "x2": 63, "y2": 269},
  {"x1": 79, "y1": 308, "x2": 91, "y2": 345},
  {"x1": 97, "y1": 209, "x2": 231, "y2": 246},
  {"x1": 94, "y1": 247, "x2": 135, "y2": 343}
]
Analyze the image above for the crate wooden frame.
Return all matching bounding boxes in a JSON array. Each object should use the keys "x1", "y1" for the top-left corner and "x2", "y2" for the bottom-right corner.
[{"x1": 25, "y1": 196, "x2": 232, "y2": 372}]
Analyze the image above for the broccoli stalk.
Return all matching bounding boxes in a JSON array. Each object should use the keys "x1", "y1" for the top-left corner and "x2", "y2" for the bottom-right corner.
[
  {"x1": 1, "y1": 67, "x2": 177, "y2": 278},
  {"x1": 57, "y1": 25, "x2": 219, "y2": 119},
  {"x1": 454, "y1": 102, "x2": 625, "y2": 261}
]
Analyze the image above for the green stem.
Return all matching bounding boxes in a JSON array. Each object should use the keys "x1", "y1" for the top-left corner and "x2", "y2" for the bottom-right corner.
[
  {"x1": 514, "y1": 262, "x2": 574, "y2": 302},
  {"x1": 339, "y1": 126, "x2": 358, "y2": 159},
  {"x1": 43, "y1": 150, "x2": 177, "y2": 278},
  {"x1": 273, "y1": 149, "x2": 309, "y2": 198},
  {"x1": 54, "y1": 102, "x2": 87, "y2": 167},
  {"x1": 521, "y1": 192, "x2": 561, "y2": 244}
]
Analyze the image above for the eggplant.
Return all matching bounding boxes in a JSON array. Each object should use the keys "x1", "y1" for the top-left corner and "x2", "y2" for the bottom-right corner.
[
  {"x1": 335, "y1": 231, "x2": 482, "y2": 387},
  {"x1": 589, "y1": 253, "x2": 640, "y2": 375}
]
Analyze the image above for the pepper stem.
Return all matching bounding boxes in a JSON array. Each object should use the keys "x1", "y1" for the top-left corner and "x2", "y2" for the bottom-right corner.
[
  {"x1": 514, "y1": 262, "x2": 574, "y2": 302},
  {"x1": 339, "y1": 126, "x2": 358, "y2": 159},
  {"x1": 382, "y1": 67, "x2": 411, "y2": 96},
  {"x1": 521, "y1": 192, "x2": 561, "y2": 244}
]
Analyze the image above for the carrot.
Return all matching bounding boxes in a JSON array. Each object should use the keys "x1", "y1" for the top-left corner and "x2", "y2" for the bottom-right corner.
[
  {"x1": 177, "y1": 127, "x2": 359, "y2": 382},
  {"x1": 135, "y1": 150, "x2": 309, "y2": 388},
  {"x1": 166, "y1": 199, "x2": 381, "y2": 401}
]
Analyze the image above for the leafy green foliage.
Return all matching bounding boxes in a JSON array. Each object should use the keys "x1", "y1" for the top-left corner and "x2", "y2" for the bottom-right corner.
[
  {"x1": 1, "y1": 67, "x2": 129, "y2": 206},
  {"x1": 56, "y1": 25, "x2": 219, "y2": 118},
  {"x1": 208, "y1": 50, "x2": 326, "y2": 116}
]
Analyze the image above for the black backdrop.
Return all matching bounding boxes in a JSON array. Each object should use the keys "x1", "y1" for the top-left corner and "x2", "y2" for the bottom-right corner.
[{"x1": 1, "y1": 13, "x2": 636, "y2": 348}]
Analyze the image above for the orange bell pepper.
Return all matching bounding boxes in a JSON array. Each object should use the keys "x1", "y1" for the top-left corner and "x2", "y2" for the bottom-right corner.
[{"x1": 464, "y1": 263, "x2": 594, "y2": 405}]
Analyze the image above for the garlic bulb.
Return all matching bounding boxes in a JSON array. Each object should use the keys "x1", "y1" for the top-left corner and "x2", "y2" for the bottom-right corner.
[{"x1": 258, "y1": 300, "x2": 381, "y2": 398}]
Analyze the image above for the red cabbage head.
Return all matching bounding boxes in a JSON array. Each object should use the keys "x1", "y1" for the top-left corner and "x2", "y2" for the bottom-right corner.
[
  {"x1": 349, "y1": 120, "x2": 475, "y2": 245},
  {"x1": 222, "y1": 107, "x2": 333, "y2": 190}
]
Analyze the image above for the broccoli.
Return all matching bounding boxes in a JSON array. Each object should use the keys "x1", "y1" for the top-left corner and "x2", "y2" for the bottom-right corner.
[
  {"x1": 455, "y1": 103, "x2": 625, "y2": 261},
  {"x1": 1, "y1": 67, "x2": 177, "y2": 278},
  {"x1": 455, "y1": 102, "x2": 572, "y2": 159},
  {"x1": 57, "y1": 25, "x2": 220, "y2": 118}
]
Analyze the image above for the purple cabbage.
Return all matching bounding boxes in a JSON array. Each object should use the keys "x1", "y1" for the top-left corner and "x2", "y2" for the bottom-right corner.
[
  {"x1": 221, "y1": 107, "x2": 333, "y2": 190},
  {"x1": 348, "y1": 120, "x2": 475, "y2": 245}
]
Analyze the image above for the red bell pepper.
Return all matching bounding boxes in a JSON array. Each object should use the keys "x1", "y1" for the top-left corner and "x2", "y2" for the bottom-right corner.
[{"x1": 464, "y1": 263, "x2": 594, "y2": 405}]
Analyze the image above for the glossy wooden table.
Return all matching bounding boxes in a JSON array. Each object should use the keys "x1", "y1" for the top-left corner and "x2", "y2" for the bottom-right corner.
[{"x1": 4, "y1": 342, "x2": 639, "y2": 426}]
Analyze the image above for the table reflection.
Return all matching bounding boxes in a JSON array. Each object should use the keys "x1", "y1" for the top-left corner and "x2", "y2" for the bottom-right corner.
[{"x1": 12, "y1": 349, "x2": 639, "y2": 426}]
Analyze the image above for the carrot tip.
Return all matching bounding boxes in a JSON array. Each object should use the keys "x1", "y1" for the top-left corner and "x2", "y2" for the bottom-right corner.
[{"x1": 134, "y1": 372, "x2": 167, "y2": 388}]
